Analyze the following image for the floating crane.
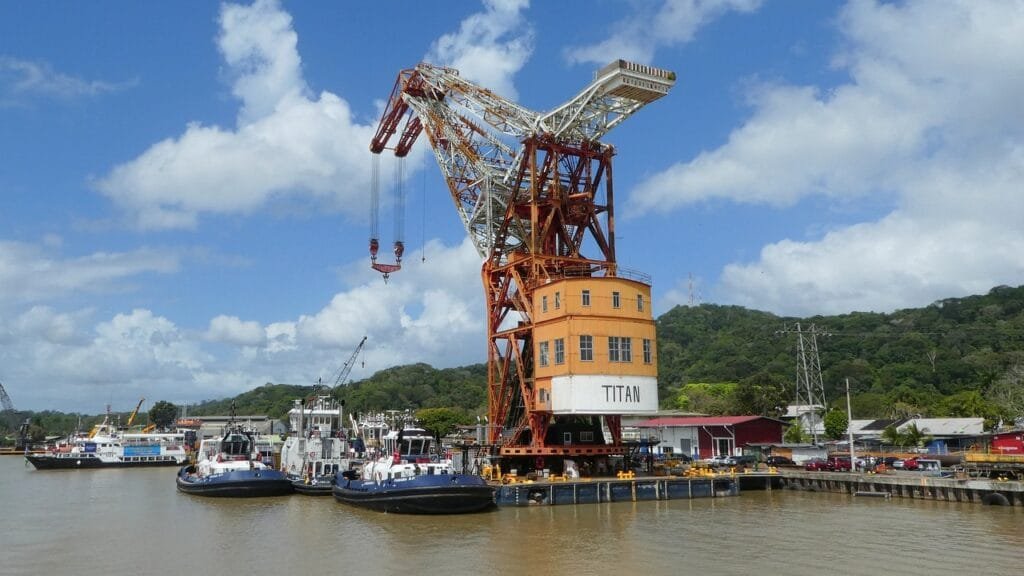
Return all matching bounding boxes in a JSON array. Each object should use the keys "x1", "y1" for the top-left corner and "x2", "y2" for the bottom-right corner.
[{"x1": 368, "y1": 60, "x2": 675, "y2": 459}]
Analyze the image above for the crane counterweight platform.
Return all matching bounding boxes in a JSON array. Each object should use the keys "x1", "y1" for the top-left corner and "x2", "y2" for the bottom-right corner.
[{"x1": 367, "y1": 60, "x2": 675, "y2": 458}]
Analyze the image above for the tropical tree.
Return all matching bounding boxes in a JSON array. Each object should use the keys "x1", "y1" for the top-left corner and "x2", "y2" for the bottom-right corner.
[
  {"x1": 148, "y1": 401, "x2": 178, "y2": 430},
  {"x1": 783, "y1": 424, "x2": 809, "y2": 444},
  {"x1": 733, "y1": 372, "x2": 787, "y2": 416},
  {"x1": 415, "y1": 407, "x2": 472, "y2": 445},
  {"x1": 823, "y1": 409, "x2": 849, "y2": 440},
  {"x1": 900, "y1": 422, "x2": 932, "y2": 449},
  {"x1": 880, "y1": 424, "x2": 904, "y2": 447}
]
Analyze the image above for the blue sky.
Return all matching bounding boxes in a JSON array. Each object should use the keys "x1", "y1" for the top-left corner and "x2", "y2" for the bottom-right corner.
[{"x1": 2, "y1": 0, "x2": 1023, "y2": 412}]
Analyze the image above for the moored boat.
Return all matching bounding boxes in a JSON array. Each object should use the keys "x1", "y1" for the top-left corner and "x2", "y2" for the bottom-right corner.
[
  {"x1": 333, "y1": 459, "x2": 496, "y2": 514},
  {"x1": 280, "y1": 394, "x2": 358, "y2": 496},
  {"x1": 176, "y1": 426, "x2": 292, "y2": 497},
  {"x1": 332, "y1": 425, "x2": 495, "y2": 514},
  {"x1": 25, "y1": 416, "x2": 189, "y2": 470}
]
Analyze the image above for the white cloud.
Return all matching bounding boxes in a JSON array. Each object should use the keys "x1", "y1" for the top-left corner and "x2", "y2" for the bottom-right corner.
[
  {"x1": 632, "y1": 0, "x2": 1024, "y2": 315},
  {"x1": 0, "y1": 55, "x2": 134, "y2": 103},
  {"x1": 95, "y1": 0, "x2": 376, "y2": 230},
  {"x1": 0, "y1": 240, "x2": 178, "y2": 305},
  {"x1": 206, "y1": 315, "x2": 266, "y2": 347},
  {"x1": 565, "y1": 0, "x2": 763, "y2": 66},
  {"x1": 425, "y1": 0, "x2": 533, "y2": 100}
]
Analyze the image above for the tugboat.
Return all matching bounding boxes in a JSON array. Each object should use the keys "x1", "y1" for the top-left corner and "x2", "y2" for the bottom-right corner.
[
  {"x1": 176, "y1": 420, "x2": 292, "y2": 497},
  {"x1": 280, "y1": 394, "x2": 358, "y2": 496},
  {"x1": 332, "y1": 425, "x2": 495, "y2": 514}
]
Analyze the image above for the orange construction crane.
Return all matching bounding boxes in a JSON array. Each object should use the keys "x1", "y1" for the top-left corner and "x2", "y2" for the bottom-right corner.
[
  {"x1": 368, "y1": 60, "x2": 675, "y2": 459},
  {"x1": 127, "y1": 397, "x2": 145, "y2": 428}
]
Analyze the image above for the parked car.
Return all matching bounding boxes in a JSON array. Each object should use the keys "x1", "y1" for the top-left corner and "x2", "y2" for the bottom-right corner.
[
  {"x1": 804, "y1": 458, "x2": 830, "y2": 471},
  {"x1": 708, "y1": 454, "x2": 733, "y2": 468},
  {"x1": 827, "y1": 456, "x2": 852, "y2": 471},
  {"x1": 901, "y1": 457, "x2": 919, "y2": 471},
  {"x1": 766, "y1": 456, "x2": 795, "y2": 467},
  {"x1": 730, "y1": 455, "x2": 758, "y2": 468}
]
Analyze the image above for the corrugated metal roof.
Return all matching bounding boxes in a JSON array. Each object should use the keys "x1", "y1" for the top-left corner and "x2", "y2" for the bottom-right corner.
[
  {"x1": 634, "y1": 415, "x2": 768, "y2": 428},
  {"x1": 900, "y1": 417, "x2": 984, "y2": 436}
]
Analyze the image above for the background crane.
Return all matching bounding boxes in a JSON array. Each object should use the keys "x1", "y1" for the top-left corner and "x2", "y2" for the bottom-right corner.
[
  {"x1": 369, "y1": 60, "x2": 675, "y2": 459},
  {"x1": 0, "y1": 381, "x2": 14, "y2": 413},
  {"x1": 330, "y1": 336, "x2": 367, "y2": 390},
  {"x1": 126, "y1": 397, "x2": 145, "y2": 428}
]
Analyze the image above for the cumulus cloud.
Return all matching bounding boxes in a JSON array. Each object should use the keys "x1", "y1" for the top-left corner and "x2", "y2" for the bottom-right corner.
[
  {"x1": 425, "y1": 0, "x2": 533, "y2": 100},
  {"x1": 206, "y1": 315, "x2": 266, "y2": 347},
  {"x1": 634, "y1": 0, "x2": 1024, "y2": 315},
  {"x1": 95, "y1": 0, "x2": 376, "y2": 230},
  {"x1": 565, "y1": 0, "x2": 762, "y2": 66}
]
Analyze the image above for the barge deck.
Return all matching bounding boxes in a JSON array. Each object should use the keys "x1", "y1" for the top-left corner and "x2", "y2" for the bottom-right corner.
[{"x1": 493, "y1": 473, "x2": 743, "y2": 507}]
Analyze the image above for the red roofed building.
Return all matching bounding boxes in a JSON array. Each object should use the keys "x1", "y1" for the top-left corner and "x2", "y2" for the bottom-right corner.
[{"x1": 634, "y1": 416, "x2": 785, "y2": 460}]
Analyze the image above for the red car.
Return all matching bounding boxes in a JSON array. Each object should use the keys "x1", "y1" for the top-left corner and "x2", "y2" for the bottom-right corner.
[
  {"x1": 804, "y1": 458, "x2": 830, "y2": 471},
  {"x1": 901, "y1": 457, "x2": 919, "y2": 471},
  {"x1": 827, "y1": 457, "x2": 852, "y2": 471}
]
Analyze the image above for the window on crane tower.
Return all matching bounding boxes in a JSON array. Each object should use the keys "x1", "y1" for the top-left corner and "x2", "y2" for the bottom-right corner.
[
  {"x1": 539, "y1": 341, "x2": 550, "y2": 367},
  {"x1": 542, "y1": 295, "x2": 548, "y2": 313},
  {"x1": 579, "y1": 335, "x2": 594, "y2": 361},
  {"x1": 637, "y1": 294, "x2": 645, "y2": 312},
  {"x1": 643, "y1": 338, "x2": 652, "y2": 364},
  {"x1": 581, "y1": 289, "x2": 591, "y2": 307},
  {"x1": 554, "y1": 338, "x2": 565, "y2": 364},
  {"x1": 609, "y1": 336, "x2": 633, "y2": 363},
  {"x1": 554, "y1": 291, "x2": 561, "y2": 310},
  {"x1": 612, "y1": 291, "x2": 621, "y2": 309}
]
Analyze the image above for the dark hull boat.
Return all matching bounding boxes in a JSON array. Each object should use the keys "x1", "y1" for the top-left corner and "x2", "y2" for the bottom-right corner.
[
  {"x1": 333, "y1": 468, "x2": 495, "y2": 514},
  {"x1": 28, "y1": 453, "x2": 184, "y2": 470},
  {"x1": 291, "y1": 475, "x2": 336, "y2": 496},
  {"x1": 176, "y1": 423, "x2": 292, "y2": 498},
  {"x1": 176, "y1": 465, "x2": 293, "y2": 497}
]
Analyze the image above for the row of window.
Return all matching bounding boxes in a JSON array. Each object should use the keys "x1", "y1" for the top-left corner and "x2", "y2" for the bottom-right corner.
[
  {"x1": 540, "y1": 290, "x2": 645, "y2": 313},
  {"x1": 538, "y1": 336, "x2": 653, "y2": 366}
]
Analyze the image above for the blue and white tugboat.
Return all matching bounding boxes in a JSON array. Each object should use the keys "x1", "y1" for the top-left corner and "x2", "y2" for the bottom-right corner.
[
  {"x1": 332, "y1": 425, "x2": 495, "y2": 514},
  {"x1": 176, "y1": 422, "x2": 292, "y2": 497}
]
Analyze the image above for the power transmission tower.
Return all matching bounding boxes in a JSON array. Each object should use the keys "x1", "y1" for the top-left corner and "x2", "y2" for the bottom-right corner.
[{"x1": 779, "y1": 323, "x2": 828, "y2": 444}]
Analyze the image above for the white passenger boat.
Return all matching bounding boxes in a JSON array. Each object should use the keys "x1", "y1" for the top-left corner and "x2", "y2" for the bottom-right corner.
[{"x1": 26, "y1": 416, "x2": 189, "y2": 470}]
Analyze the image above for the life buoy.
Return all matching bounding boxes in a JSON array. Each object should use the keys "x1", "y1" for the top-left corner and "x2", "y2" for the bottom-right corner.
[{"x1": 393, "y1": 450, "x2": 400, "y2": 464}]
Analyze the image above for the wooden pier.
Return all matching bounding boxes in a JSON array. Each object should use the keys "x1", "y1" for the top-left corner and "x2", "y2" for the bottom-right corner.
[{"x1": 777, "y1": 470, "x2": 1024, "y2": 506}]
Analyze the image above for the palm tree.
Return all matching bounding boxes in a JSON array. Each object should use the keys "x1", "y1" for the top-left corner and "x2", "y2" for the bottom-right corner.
[{"x1": 901, "y1": 422, "x2": 932, "y2": 450}]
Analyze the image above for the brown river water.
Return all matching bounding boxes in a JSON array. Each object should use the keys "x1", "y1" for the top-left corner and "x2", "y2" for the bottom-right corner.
[{"x1": 2, "y1": 456, "x2": 1021, "y2": 576}]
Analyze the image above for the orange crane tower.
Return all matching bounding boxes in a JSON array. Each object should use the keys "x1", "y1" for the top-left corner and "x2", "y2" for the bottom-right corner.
[{"x1": 369, "y1": 60, "x2": 675, "y2": 460}]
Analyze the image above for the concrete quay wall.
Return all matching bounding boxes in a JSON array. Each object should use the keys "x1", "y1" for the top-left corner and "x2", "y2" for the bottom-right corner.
[{"x1": 778, "y1": 470, "x2": 1024, "y2": 506}]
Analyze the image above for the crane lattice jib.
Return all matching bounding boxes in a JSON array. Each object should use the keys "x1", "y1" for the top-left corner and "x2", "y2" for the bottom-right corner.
[
  {"x1": 331, "y1": 336, "x2": 367, "y2": 389},
  {"x1": 370, "y1": 61, "x2": 674, "y2": 260},
  {"x1": 0, "y1": 381, "x2": 13, "y2": 412}
]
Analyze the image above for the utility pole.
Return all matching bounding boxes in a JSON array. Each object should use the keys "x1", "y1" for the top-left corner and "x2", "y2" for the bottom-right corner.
[{"x1": 846, "y1": 378, "x2": 855, "y2": 470}]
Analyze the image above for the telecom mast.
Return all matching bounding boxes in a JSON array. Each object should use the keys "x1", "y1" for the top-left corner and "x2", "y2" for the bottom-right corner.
[{"x1": 368, "y1": 60, "x2": 675, "y2": 459}]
